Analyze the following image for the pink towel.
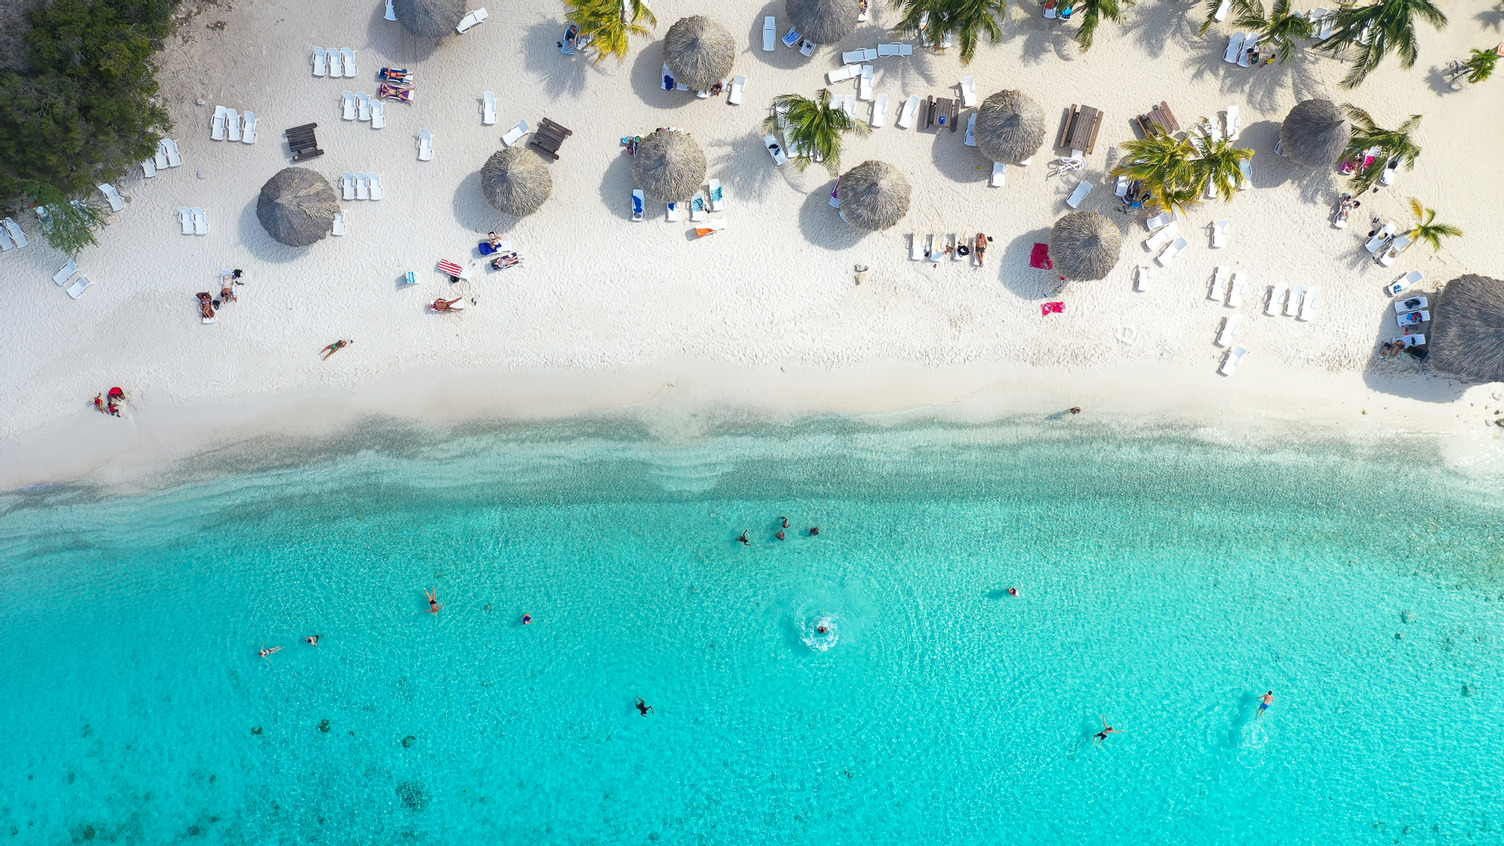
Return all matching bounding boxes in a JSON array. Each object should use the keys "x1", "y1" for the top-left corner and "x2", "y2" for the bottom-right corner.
[
  {"x1": 1030, "y1": 243, "x2": 1054, "y2": 269},
  {"x1": 1041, "y1": 301, "x2": 1065, "y2": 317}
]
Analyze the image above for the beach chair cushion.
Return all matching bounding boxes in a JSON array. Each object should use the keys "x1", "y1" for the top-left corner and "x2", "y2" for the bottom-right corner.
[
  {"x1": 764, "y1": 134, "x2": 788, "y2": 165},
  {"x1": 763, "y1": 17, "x2": 777, "y2": 52},
  {"x1": 368, "y1": 173, "x2": 383, "y2": 201},
  {"x1": 871, "y1": 94, "x2": 889, "y2": 128},
  {"x1": 708, "y1": 179, "x2": 725, "y2": 211},
  {"x1": 1217, "y1": 314, "x2": 1240, "y2": 347},
  {"x1": 418, "y1": 129, "x2": 433, "y2": 161},
  {"x1": 53, "y1": 260, "x2": 78, "y2": 285}
]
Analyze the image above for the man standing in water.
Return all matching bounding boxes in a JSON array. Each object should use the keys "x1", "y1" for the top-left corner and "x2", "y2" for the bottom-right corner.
[{"x1": 1257, "y1": 690, "x2": 1274, "y2": 718}]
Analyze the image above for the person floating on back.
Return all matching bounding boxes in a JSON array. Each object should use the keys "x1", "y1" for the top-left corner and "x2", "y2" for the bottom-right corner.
[
  {"x1": 1257, "y1": 690, "x2": 1274, "y2": 718},
  {"x1": 425, "y1": 588, "x2": 443, "y2": 614},
  {"x1": 1094, "y1": 715, "x2": 1122, "y2": 746},
  {"x1": 259, "y1": 645, "x2": 283, "y2": 659}
]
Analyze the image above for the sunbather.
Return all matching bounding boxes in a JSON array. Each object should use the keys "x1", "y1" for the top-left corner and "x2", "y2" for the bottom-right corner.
[
  {"x1": 378, "y1": 84, "x2": 414, "y2": 102},
  {"x1": 195, "y1": 292, "x2": 215, "y2": 321},
  {"x1": 491, "y1": 252, "x2": 522, "y2": 270},
  {"x1": 432, "y1": 297, "x2": 463, "y2": 312},
  {"x1": 975, "y1": 232, "x2": 991, "y2": 266}
]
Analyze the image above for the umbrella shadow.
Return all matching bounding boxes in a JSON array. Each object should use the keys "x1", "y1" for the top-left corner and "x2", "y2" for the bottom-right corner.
[
  {"x1": 797, "y1": 183, "x2": 866, "y2": 251},
  {"x1": 451, "y1": 171, "x2": 502, "y2": 232},
  {"x1": 629, "y1": 39, "x2": 703, "y2": 111},
  {"x1": 522, "y1": 19, "x2": 589, "y2": 100},
  {"x1": 236, "y1": 199, "x2": 311, "y2": 264},
  {"x1": 1361, "y1": 285, "x2": 1464, "y2": 403},
  {"x1": 597, "y1": 150, "x2": 638, "y2": 221},
  {"x1": 748, "y1": 2, "x2": 812, "y2": 72},
  {"x1": 931, "y1": 130, "x2": 989, "y2": 186},
  {"x1": 997, "y1": 226, "x2": 1058, "y2": 299},
  {"x1": 367, "y1": 7, "x2": 442, "y2": 65}
]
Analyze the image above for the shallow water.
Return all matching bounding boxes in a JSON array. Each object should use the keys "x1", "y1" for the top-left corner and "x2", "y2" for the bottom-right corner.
[{"x1": 1, "y1": 422, "x2": 1501, "y2": 844}]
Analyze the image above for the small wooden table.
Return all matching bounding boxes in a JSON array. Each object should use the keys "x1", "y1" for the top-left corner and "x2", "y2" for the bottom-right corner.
[
  {"x1": 926, "y1": 96, "x2": 960, "y2": 132},
  {"x1": 1056, "y1": 104, "x2": 1103, "y2": 154},
  {"x1": 528, "y1": 117, "x2": 574, "y2": 161},
  {"x1": 1134, "y1": 101, "x2": 1180, "y2": 137}
]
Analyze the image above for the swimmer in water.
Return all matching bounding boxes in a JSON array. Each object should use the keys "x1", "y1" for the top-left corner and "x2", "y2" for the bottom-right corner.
[
  {"x1": 780, "y1": 517, "x2": 790, "y2": 529},
  {"x1": 425, "y1": 588, "x2": 443, "y2": 614},
  {"x1": 809, "y1": 527, "x2": 820, "y2": 536},
  {"x1": 1257, "y1": 690, "x2": 1274, "y2": 718},
  {"x1": 522, "y1": 614, "x2": 532, "y2": 625},
  {"x1": 1008, "y1": 587, "x2": 1020, "y2": 597},
  {"x1": 259, "y1": 645, "x2": 283, "y2": 659},
  {"x1": 738, "y1": 531, "x2": 750, "y2": 546},
  {"x1": 1094, "y1": 716, "x2": 1122, "y2": 745},
  {"x1": 635, "y1": 697, "x2": 653, "y2": 716},
  {"x1": 817, "y1": 625, "x2": 828, "y2": 634},
  {"x1": 776, "y1": 531, "x2": 786, "y2": 540},
  {"x1": 305, "y1": 635, "x2": 320, "y2": 646}
]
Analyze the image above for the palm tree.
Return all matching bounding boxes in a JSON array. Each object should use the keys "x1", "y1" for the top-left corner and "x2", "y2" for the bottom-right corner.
[
  {"x1": 1462, "y1": 46, "x2": 1499, "y2": 83},
  {"x1": 1110, "y1": 132, "x2": 1201, "y2": 215},
  {"x1": 889, "y1": 0, "x2": 1006, "y2": 65},
  {"x1": 1222, "y1": 0, "x2": 1312, "y2": 63},
  {"x1": 566, "y1": 0, "x2": 655, "y2": 64},
  {"x1": 1316, "y1": 0, "x2": 1447, "y2": 89},
  {"x1": 1403, "y1": 197, "x2": 1460, "y2": 252},
  {"x1": 1340, "y1": 106, "x2": 1421, "y2": 192},
  {"x1": 763, "y1": 90, "x2": 870, "y2": 176},
  {"x1": 1073, "y1": 0, "x2": 1132, "y2": 52},
  {"x1": 1188, "y1": 125, "x2": 1255, "y2": 202}
]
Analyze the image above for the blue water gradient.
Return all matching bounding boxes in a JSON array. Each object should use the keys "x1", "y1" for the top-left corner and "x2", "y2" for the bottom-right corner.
[{"x1": 1, "y1": 422, "x2": 1501, "y2": 844}]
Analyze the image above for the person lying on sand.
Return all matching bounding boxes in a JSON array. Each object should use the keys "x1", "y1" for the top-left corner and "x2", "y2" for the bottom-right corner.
[
  {"x1": 431, "y1": 297, "x2": 463, "y2": 312},
  {"x1": 320, "y1": 339, "x2": 351, "y2": 359}
]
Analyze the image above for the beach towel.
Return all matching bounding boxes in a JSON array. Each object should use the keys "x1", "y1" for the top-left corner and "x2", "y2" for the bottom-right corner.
[
  {"x1": 1030, "y1": 243, "x2": 1054, "y2": 270},
  {"x1": 478, "y1": 241, "x2": 499, "y2": 256},
  {"x1": 437, "y1": 259, "x2": 465, "y2": 277},
  {"x1": 1041, "y1": 301, "x2": 1065, "y2": 317}
]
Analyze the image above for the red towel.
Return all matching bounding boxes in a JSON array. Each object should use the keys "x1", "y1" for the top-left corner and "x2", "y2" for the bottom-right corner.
[
  {"x1": 1041, "y1": 301, "x2": 1065, "y2": 317},
  {"x1": 437, "y1": 259, "x2": 464, "y2": 276},
  {"x1": 1030, "y1": 243, "x2": 1054, "y2": 269}
]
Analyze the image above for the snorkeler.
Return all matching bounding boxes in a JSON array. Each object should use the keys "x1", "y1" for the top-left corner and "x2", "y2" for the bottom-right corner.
[
  {"x1": 1094, "y1": 716, "x2": 1122, "y2": 746},
  {"x1": 635, "y1": 697, "x2": 653, "y2": 716},
  {"x1": 1257, "y1": 690, "x2": 1274, "y2": 718},
  {"x1": 426, "y1": 589, "x2": 443, "y2": 614},
  {"x1": 259, "y1": 645, "x2": 283, "y2": 659}
]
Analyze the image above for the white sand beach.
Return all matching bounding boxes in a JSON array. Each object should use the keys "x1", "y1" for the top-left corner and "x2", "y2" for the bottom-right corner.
[{"x1": 2, "y1": 0, "x2": 1503, "y2": 487}]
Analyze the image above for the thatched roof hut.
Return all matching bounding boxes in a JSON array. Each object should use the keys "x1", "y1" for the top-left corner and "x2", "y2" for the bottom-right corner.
[
  {"x1": 839, "y1": 161, "x2": 910, "y2": 231},
  {"x1": 256, "y1": 167, "x2": 338, "y2": 247},
  {"x1": 786, "y1": 0, "x2": 858, "y2": 45},
  {"x1": 975, "y1": 90, "x2": 1046, "y2": 165},
  {"x1": 1428, "y1": 274, "x2": 1504, "y2": 383},
  {"x1": 633, "y1": 129, "x2": 707, "y2": 202},
  {"x1": 481, "y1": 147, "x2": 552, "y2": 217},
  {"x1": 393, "y1": 0, "x2": 464, "y2": 38},
  {"x1": 1280, "y1": 99, "x2": 1350, "y2": 168},
  {"x1": 1049, "y1": 212, "x2": 1122, "y2": 281},
  {"x1": 663, "y1": 16, "x2": 735, "y2": 92}
]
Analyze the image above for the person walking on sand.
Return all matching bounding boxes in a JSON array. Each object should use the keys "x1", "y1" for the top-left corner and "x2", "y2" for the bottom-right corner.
[
  {"x1": 425, "y1": 588, "x2": 443, "y2": 614},
  {"x1": 320, "y1": 339, "x2": 352, "y2": 359},
  {"x1": 1257, "y1": 690, "x2": 1274, "y2": 718},
  {"x1": 1094, "y1": 716, "x2": 1122, "y2": 746},
  {"x1": 635, "y1": 697, "x2": 653, "y2": 716}
]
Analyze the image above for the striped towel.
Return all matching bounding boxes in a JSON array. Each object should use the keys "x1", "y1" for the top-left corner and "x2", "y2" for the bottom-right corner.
[{"x1": 437, "y1": 259, "x2": 464, "y2": 277}]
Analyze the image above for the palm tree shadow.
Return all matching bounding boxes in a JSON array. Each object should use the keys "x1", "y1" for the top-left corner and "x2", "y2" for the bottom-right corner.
[
  {"x1": 1010, "y1": 12, "x2": 1079, "y2": 66},
  {"x1": 1123, "y1": 0, "x2": 1203, "y2": 59},
  {"x1": 708, "y1": 132, "x2": 782, "y2": 203},
  {"x1": 1478, "y1": 3, "x2": 1504, "y2": 30},
  {"x1": 522, "y1": 20, "x2": 590, "y2": 100},
  {"x1": 797, "y1": 184, "x2": 866, "y2": 250},
  {"x1": 997, "y1": 226, "x2": 1057, "y2": 299}
]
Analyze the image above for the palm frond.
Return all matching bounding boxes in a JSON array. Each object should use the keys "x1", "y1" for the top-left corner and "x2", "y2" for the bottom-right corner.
[{"x1": 1075, "y1": 0, "x2": 1130, "y2": 52}]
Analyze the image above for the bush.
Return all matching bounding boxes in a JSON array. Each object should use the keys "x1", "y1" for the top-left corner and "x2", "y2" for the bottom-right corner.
[{"x1": 0, "y1": 0, "x2": 177, "y2": 254}]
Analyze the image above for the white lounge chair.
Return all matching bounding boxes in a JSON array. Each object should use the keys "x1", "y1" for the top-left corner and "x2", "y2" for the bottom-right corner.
[
  {"x1": 211, "y1": 106, "x2": 227, "y2": 140},
  {"x1": 1211, "y1": 219, "x2": 1230, "y2": 248},
  {"x1": 1393, "y1": 333, "x2": 1424, "y2": 348},
  {"x1": 763, "y1": 17, "x2": 777, "y2": 52},
  {"x1": 1299, "y1": 286, "x2": 1318, "y2": 321},
  {"x1": 1377, "y1": 233, "x2": 1410, "y2": 267},
  {"x1": 1213, "y1": 0, "x2": 1231, "y2": 21},
  {"x1": 897, "y1": 95, "x2": 920, "y2": 129},
  {"x1": 1145, "y1": 211, "x2": 1175, "y2": 231},
  {"x1": 312, "y1": 47, "x2": 327, "y2": 77},
  {"x1": 1227, "y1": 272, "x2": 1245, "y2": 307},
  {"x1": 1224, "y1": 106, "x2": 1241, "y2": 141},
  {"x1": 661, "y1": 64, "x2": 675, "y2": 91},
  {"x1": 357, "y1": 93, "x2": 372, "y2": 122},
  {"x1": 842, "y1": 94, "x2": 858, "y2": 118},
  {"x1": 800, "y1": 39, "x2": 816, "y2": 57},
  {"x1": 227, "y1": 109, "x2": 242, "y2": 141},
  {"x1": 1237, "y1": 159, "x2": 1251, "y2": 190},
  {"x1": 1224, "y1": 33, "x2": 1245, "y2": 64},
  {"x1": 990, "y1": 162, "x2": 1006, "y2": 187},
  {"x1": 898, "y1": 44, "x2": 913, "y2": 56},
  {"x1": 1379, "y1": 159, "x2": 1399, "y2": 186},
  {"x1": 66, "y1": 276, "x2": 92, "y2": 299},
  {"x1": 828, "y1": 64, "x2": 860, "y2": 84},
  {"x1": 341, "y1": 48, "x2": 358, "y2": 77},
  {"x1": 929, "y1": 233, "x2": 944, "y2": 262},
  {"x1": 1285, "y1": 285, "x2": 1304, "y2": 316},
  {"x1": 163, "y1": 138, "x2": 182, "y2": 167},
  {"x1": 764, "y1": 134, "x2": 788, "y2": 165},
  {"x1": 963, "y1": 112, "x2": 977, "y2": 146},
  {"x1": 354, "y1": 172, "x2": 369, "y2": 200},
  {"x1": 332, "y1": 212, "x2": 346, "y2": 236},
  {"x1": 154, "y1": 141, "x2": 169, "y2": 170},
  {"x1": 708, "y1": 179, "x2": 726, "y2": 211},
  {"x1": 1144, "y1": 222, "x2": 1179, "y2": 252},
  {"x1": 141, "y1": 158, "x2": 157, "y2": 179},
  {"x1": 368, "y1": 173, "x2": 383, "y2": 201},
  {"x1": 178, "y1": 207, "x2": 194, "y2": 235},
  {"x1": 1219, "y1": 347, "x2": 1247, "y2": 376},
  {"x1": 1386, "y1": 270, "x2": 1422, "y2": 297},
  {"x1": 878, "y1": 43, "x2": 899, "y2": 57},
  {"x1": 667, "y1": 201, "x2": 681, "y2": 222},
  {"x1": 842, "y1": 50, "x2": 865, "y2": 64},
  {"x1": 1157, "y1": 237, "x2": 1189, "y2": 266},
  {"x1": 340, "y1": 172, "x2": 355, "y2": 200},
  {"x1": 1216, "y1": 314, "x2": 1241, "y2": 347},
  {"x1": 3, "y1": 217, "x2": 28, "y2": 248},
  {"x1": 457, "y1": 8, "x2": 488, "y2": 33},
  {"x1": 501, "y1": 120, "x2": 529, "y2": 147},
  {"x1": 98, "y1": 183, "x2": 124, "y2": 212},
  {"x1": 695, "y1": 86, "x2": 710, "y2": 100},
  {"x1": 1364, "y1": 223, "x2": 1396, "y2": 254},
  {"x1": 371, "y1": 102, "x2": 385, "y2": 129},
  {"x1": 1266, "y1": 283, "x2": 1286, "y2": 316},
  {"x1": 326, "y1": 48, "x2": 342, "y2": 77},
  {"x1": 241, "y1": 111, "x2": 258, "y2": 143},
  {"x1": 1209, "y1": 266, "x2": 1230, "y2": 301},
  {"x1": 341, "y1": 91, "x2": 356, "y2": 121},
  {"x1": 1396, "y1": 309, "x2": 1430, "y2": 327},
  {"x1": 1394, "y1": 296, "x2": 1428, "y2": 313},
  {"x1": 1065, "y1": 180, "x2": 1093, "y2": 208},
  {"x1": 911, "y1": 233, "x2": 925, "y2": 261},
  {"x1": 53, "y1": 260, "x2": 78, "y2": 285},
  {"x1": 690, "y1": 191, "x2": 707, "y2": 222},
  {"x1": 1135, "y1": 264, "x2": 1152, "y2": 292},
  {"x1": 858, "y1": 66, "x2": 873, "y2": 101},
  {"x1": 950, "y1": 233, "x2": 964, "y2": 261},
  {"x1": 418, "y1": 129, "x2": 433, "y2": 161},
  {"x1": 481, "y1": 91, "x2": 497, "y2": 125},
  {"x1": 728, "y1": 75, "x2": 746, "y2": 105},
  {"x1": 871, "y1": 93, "x2": 889, "y2": 128},
  {"x1": 1114, "y1": 175, "x2": 1129, "y2": 197},
  {"x1": 631, "y1": 189, "x2": 645, "y2": 222},
  {"x1": 960, "y1": 76, "x2": 977, "y2": 108},
  {"x1": 192, "y1": 207, "x2": 207, "y2": 235},
  {"x1": 385, "y1": 0, "x2": 397, "y2": 21}
]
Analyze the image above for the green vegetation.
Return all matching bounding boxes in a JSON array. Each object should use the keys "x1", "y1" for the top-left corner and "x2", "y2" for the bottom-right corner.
[
  {"x1": 1317, "y1": 0, "x2": 1446, "y2": 89},
  {"x1": 889, "y1": 0, "x2": 1006, "y2": 65},
  {"x1": 0, "y1": 0, "x2": 176, "y2": 255},
  {"x1": 1461, "y1": 47, "x2": 1499, "y2": 83},
  {"x1": 1072, "y1": 0, "x2": 1132, "y2": 52},
  {"x1": 1188, "y1": 125, "x2": 1254, "y2": 202},
  {"x1": 1341, "y1": 106, "x2": 1421, "y2": 193},
  {"x1": 1110, "y1": 124, "x2": 1251, "y2": 215},
  {"x1": 1222, "y1": 0, "x2": 1312, "y2": 64},
  {"x1": 762, "y1": 90, "x2": 870, "y2": 177},
  {"x1": 1403, "y1": 197, "x2": 1460, "y2": 252},
  {"x1": 565, "y1": 0, "x2": 655, "y2": 64}
]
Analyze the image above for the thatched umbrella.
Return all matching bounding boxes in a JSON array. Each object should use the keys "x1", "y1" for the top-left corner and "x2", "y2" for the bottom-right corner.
[
  {"x1": 256, "y1": 167, "x2": 338, "y2": 247},
  {"x1": 481, "y1": 147, "x2": 552, "y2": 217},
  {"x1": 663, "y1": 16, "x2": 735, "y2": 92},
  {"x1": 839, "y1": 161, "x2": 910, "y2": 231},
  {"x1": 633, "y1": 129, "x2": 706, "y2": 202},
  {"x1": 786, "y1": 0, "x2": 858, "y2": 45},
  {"x1": 1049, "y1": 212, "x2": 1122, "y2": 281},
  {"x1": 1428, "y1": 274, "x2": 1504, "y2": 382},
  {"x1": 393, "y1": 0, "x2": 464, "y2": 38},
  {"x1": 1280, "y1": 99, "x2": 1350, "y2": 168},
  {"x1": 975, "y1": 90, "x2": 1046, "y2": 165}
]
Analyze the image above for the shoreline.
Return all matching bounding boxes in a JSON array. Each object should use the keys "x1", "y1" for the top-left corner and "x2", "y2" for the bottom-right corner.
[{"x1": 5, "y1": 359, "x2": 1502, "y2": 492}]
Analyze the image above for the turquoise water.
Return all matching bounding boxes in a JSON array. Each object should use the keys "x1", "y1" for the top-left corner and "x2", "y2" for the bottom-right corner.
[{"x1": 2, "y1": 422, "x2": 1503, "y2": 844}]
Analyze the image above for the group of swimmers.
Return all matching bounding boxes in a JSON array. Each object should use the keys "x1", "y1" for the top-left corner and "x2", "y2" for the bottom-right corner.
[
  {"x1": 1092, "y1": 691, "x2": 1274, "y2": 746},
  {"x1": 258, "y1": 588, "x2": 541, "y2": 658},
  {"x1": 739, "y1": 517, "x2": 819, "y2": 545}
]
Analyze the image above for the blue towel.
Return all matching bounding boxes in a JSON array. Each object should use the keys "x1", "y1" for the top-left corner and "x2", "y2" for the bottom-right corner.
[{"x1": 478, "y1": 241, "x2": 498, "y2": 256}]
